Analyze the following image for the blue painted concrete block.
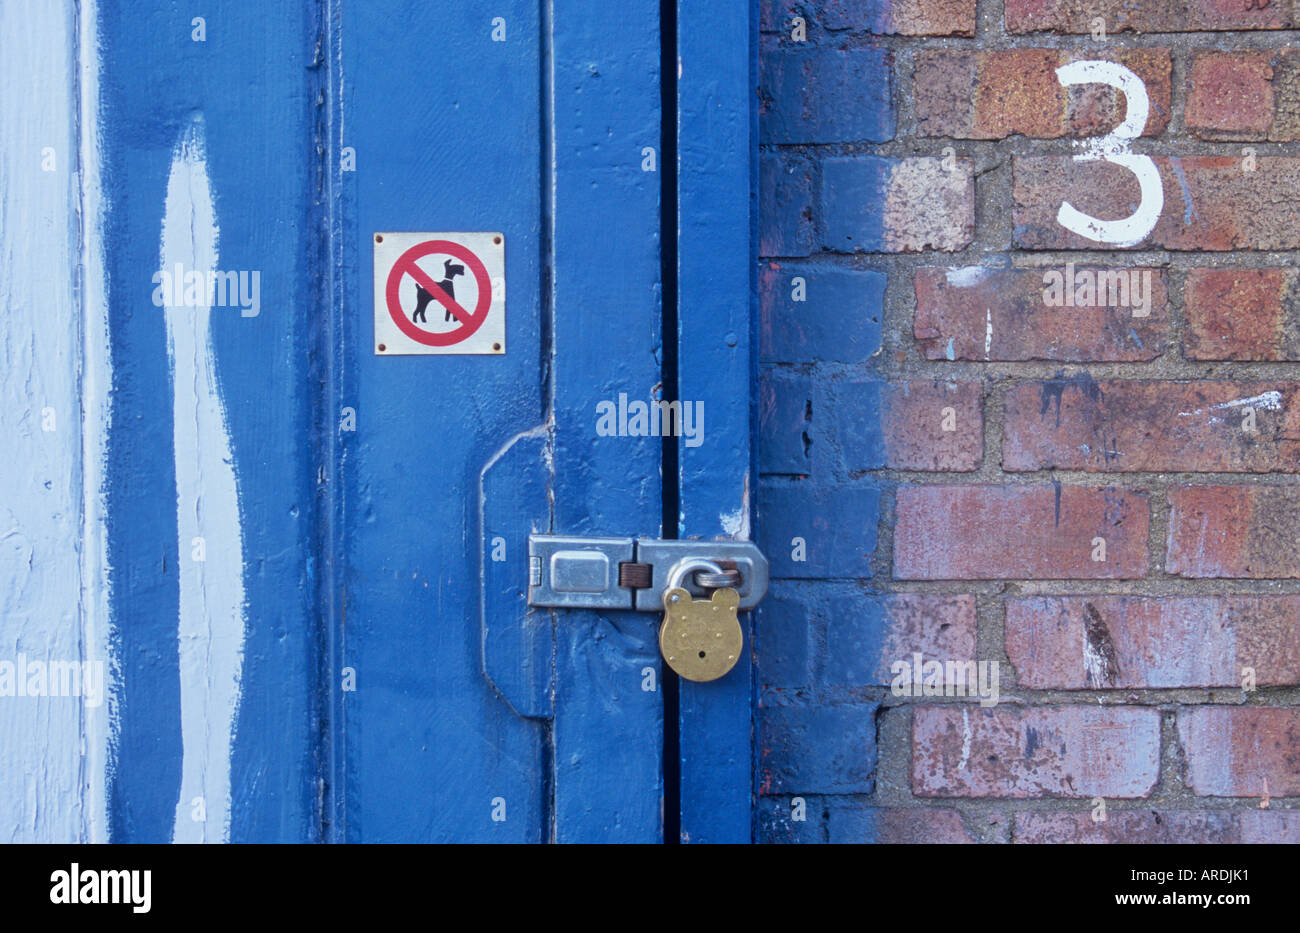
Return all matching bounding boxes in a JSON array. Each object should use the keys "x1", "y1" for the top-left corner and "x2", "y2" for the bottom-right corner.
[
  {"x1": 754, "y1": 587, "x2": 813, "y2": 688},
  {"x1": 820, "y1": 156, "x2": 891, "y2": 252},
  {"x1": 758, "y1": 262, "x2": 885, "y2": 363},
  {"x1": 760, "y1": 48, "x2": 894, "y2": 144},
  {"x1": 759, "y1": 153, "x2": 814, "y2": 257},
  {"x1": 821, "y1": 591, "x2": 891, "y2": 685},
  {"x1": 817, "y1": 379, "x2": 886, "y2": 473},
  {"x1": 759, "y1": 368, "x2": 812, "y2": 474},
  {"x1": 758, "y1": 481, "x2": 879, "y2": 578},
  {"x1": 760, "y1": 703, "x2": 879, "y2": 794},
  {"x1": 757, "y1": 796, "x2": 826, "y2": 842},
  {"x1": 759, "y1": 262, "x2": 889, "y2": 366}
]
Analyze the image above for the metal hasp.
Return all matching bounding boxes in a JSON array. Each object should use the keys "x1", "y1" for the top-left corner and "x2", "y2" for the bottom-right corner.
[{"x1": 528, "y1": 535, "x2": 769, "y2": 611}]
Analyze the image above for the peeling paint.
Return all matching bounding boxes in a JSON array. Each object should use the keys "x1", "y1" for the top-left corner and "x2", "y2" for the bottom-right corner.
[
  {"x1": 945, "y1": 265, "x2": 990, "y2": 288},
  {"x1": 719, "y1": 470, "x2": 751, "y2": 540},
  {"x1": 1178, "y1": 390, "x2": 1283, "y2": 418},
  {"x1": 1083, "y1": 602, "x2": 1121, "y2": 688}
]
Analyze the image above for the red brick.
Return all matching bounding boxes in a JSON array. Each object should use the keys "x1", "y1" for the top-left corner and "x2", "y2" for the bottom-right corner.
[
  {"x1": 1003, "y1": 380, "x2": 1300, "y2": 473},
  {"x1": 1179, "y1": 707, "x2": 1300, "y2": 798},
  {"x1": 1013, "y1": 156, "x2": 1300, "y2": 251},
  {"x1": 916, "y1": 49, "x2": 1059, "y2": 140},
  {"x1": 823, "y1": 156, "x2": 975, "y2": 253},
  {"x1": 880, "y1": 380, "x2": 983, "y2": 472},
  {"x1": 1006, "y1": 596, "x2": 1300, "y2": 689},
  {"x1": 778, "y1": 590, "x2": 978, "y2": 688},
  {"x1": 803, "y1": 0, "x2": 977, "y2": 36},
  {"x1": 1006, "y1": 0, "x2": 1297, "y2": 33},
  {"x1": 913, "y1": 706, "x2": 1160, "y2": 798},
  {"x1": 1167, "y1": 485, "x2": 1300, "y2": 578},
  {"x1": 914, "y1": 266, "x2": 1168, "y2": 362},
  {"x1": 915, "y1": 49, "x2": 1170, "y2": 140},
  {"x1": 826, "y1": 593, "x2": 977, "y2": 686},
  {"x1": 1014, "y1": 810, "x2": 1300, "y2": 844},
  {"x1": 879, "y1": 0, "x2": 976, "y2": 35},
  {"x1": 1186, "y1": 52, "x2": 1276, "y2": 139},
  {"x1": 893, "y1": 484, "x2": 1149, "y2": 580},
  {"x1": 1184, "y1": 268, "x2": 1298, "y2": 361},
  {"x1": 1274, "y1": 51, "x2": 1300, "y2": 140}
]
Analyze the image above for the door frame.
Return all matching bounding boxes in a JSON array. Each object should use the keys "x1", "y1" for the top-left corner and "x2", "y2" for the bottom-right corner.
[{"x1": 671, "y1": 0, "x2": 758, "y2": 843}]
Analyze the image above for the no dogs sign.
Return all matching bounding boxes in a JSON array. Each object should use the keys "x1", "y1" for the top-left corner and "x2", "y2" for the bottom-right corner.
[{"x1": 373, "y1": 231, "x2": 505, "y2": 355}]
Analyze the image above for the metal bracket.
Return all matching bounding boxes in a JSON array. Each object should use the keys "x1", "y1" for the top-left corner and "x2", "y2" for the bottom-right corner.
[
  {"x1": 528, "y1": 535, "x2": 769, "y2": 611},
  {"x1": 631, "y1": 539, "x2": 768, "y2": 611},
  {"x1": 528, "y1": 535, "x2": 635, "y2": 610}
]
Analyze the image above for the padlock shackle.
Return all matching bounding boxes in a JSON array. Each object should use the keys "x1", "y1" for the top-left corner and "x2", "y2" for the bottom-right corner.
[{"x1": 664, "y1": 557, "x2": 725, "y2": 592}]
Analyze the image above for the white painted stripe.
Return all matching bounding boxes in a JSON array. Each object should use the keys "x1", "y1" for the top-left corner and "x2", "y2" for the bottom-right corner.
[
  {"x1": 160, "y1": 116, "x2": 247, "y2": 844},
  {"x1": 77, "y1": 0, "x2": 113, "y2": 845}
]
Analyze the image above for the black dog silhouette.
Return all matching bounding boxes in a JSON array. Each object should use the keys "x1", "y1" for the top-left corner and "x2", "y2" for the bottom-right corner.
[{"x1": 412, "y1": 259, "x2": 466, "y2": 324}]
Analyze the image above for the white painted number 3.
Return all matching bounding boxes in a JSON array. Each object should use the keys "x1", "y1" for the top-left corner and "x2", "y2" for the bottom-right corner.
[{"x1": 1054, "y1": 61, "x2": 1163, "y2": 247}]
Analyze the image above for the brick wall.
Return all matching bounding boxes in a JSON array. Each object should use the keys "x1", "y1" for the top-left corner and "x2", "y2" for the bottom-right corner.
[{"x1": 756, "y1": 0, "x2": 1300, "y2": 843}]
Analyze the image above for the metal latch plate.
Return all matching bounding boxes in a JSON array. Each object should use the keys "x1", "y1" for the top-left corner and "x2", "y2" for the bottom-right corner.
[
  {"x1": 632, "y1": 539, "x2": 768, "y2": 611},
  {"x1": 527, "y1": 535, "x2": 768, "y2": 611},
  {"x1": 528, "y1": 536, "x2": 634, "y2": 609}
]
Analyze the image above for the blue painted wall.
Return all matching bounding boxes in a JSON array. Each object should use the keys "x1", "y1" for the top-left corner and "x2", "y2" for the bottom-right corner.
[{"x1": 755, "y1": 5, "x2": 895, "y2": 844}]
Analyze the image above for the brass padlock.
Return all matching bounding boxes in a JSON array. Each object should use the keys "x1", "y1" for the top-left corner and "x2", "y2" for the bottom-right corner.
[{"x1": 659, "y1": 558, "x2": 743, "y2": 683}]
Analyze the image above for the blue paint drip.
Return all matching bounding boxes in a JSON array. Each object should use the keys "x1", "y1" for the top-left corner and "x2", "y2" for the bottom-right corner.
[{"x1": 1169, "y1": 157, "x2": 1199, "y2": 226}]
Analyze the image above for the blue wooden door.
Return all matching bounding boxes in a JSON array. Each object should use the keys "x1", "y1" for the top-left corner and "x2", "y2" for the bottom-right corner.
[
  {"x1": 3, "y1": 0, "x2": 753, "y2": 843},
  {"x1": 329, "y1": 0, "x2": 755, "y2": 844},
  {"x1": 332, "y1": 0, "x2": 669, "y2": 843}
]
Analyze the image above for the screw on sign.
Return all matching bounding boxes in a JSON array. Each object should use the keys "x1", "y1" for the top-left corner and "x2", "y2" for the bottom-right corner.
[{"x1": 372, "y1": 232, "x2": 505, "y2": 355}]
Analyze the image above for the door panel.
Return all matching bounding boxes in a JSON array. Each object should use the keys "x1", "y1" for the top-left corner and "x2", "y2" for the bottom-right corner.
[
  {"x1": 334, "y1": 0, "x2": 665, "y2": 842},
  {"x1": 335, "y1": 0, "x2": 548, "y2": 843},
  {"x1": 548, "y1": 0, "x2": 667, "y2": 844}
]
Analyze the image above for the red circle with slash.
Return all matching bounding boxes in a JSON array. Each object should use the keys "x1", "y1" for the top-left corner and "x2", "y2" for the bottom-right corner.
[{"x1": 385, "y1": 239, "x2": 493, "y2": 346}]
